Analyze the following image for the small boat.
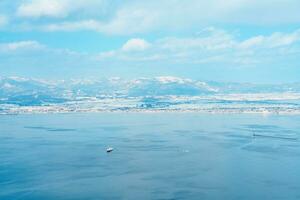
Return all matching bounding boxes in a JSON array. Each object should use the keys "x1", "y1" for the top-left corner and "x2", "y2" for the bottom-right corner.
[{"x1": 106, "y1": 147, "x2": 114, "y2": 153}]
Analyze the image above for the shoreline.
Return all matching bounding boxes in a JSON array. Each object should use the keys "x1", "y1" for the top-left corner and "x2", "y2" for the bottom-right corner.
[{"x1": 1, "y1": 108, "x2": 300, "y2": 115}]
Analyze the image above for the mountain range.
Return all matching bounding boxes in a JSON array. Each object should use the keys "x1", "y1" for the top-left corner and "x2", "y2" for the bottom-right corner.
[{"x1": 1, "y1": 76, "x2": 300, "y2": 106}]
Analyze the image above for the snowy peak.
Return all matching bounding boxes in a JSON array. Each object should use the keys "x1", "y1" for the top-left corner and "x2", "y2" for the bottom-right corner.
[{"x1": 1, "y1": 76, "x2": 300, "y2": 100}]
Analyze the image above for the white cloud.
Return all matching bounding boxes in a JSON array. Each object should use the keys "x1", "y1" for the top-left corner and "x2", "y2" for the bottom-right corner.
[
  {"x1": 0, "y1": 41, "x2": 44, "y2": 51},
  {"x1": 267, "y1": 31, "x2": 300, "y2": 48},
  {"x1": 16, "y1": 0, "x2": 106, "y2": 18},
  {"x1": 239, "y1": 30, "x2": 300, "y2": 49},
  {"x1": 13, "y1": 0, "x2": 300, "y2": 34},
  {"x1": 0, "y1": 15, "x2": 8, "y2": 27},
  {"x1": 96, "y1": 28, "x2": 300, "y2": 65},
  {"x1": 1, "y1": 27, "x2": 299, "y2": 74},
  {"x1": 17, "y1": 0, "x2": 68, "y2": 18},
  {"x1": 239, "y1": 36, "x2": 265, "y2": 49},
  {"x1": 1, "y1": 28, "x2": 300, "y2": 82},
  {"x1": 0, "y1": 40, "x2": 94, "y2": 77},
  {"x1": 41, "y1": 8, "x2": 158, "y2": 35},
  {"x1": 122, "y1": 38, "x2": 151, "y2": 52},
  {"x1": 93, "y1": 0, "x2": 300, "y2": 33},
  {"x1": 159, "y1": 28, "x2": 236, "y2": 51},
  {"x1": 42, "y1": 20, "x2": 101, "y2": 31},
  {"x1": 98, "y1": 7, "x2": 159, "y2": 34}
]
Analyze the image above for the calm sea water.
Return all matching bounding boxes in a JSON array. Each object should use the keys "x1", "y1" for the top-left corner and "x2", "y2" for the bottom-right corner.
[{"x1": 0, "y1": 113, "x2": 300, "y2": 200}]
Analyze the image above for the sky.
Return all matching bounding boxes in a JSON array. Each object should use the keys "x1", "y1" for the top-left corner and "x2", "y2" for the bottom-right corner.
[{"x1": 0, "y1": 0, "x2": 300, "y2": 83}]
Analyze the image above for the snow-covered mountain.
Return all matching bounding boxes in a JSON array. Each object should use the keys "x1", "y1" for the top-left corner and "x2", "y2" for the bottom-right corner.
[
  {"x1": 127, "y1": 77, "x2": 218, "y2": 96},
  {"x1": 1, "y1": 76, "x2": 300, "y2": 106},
  {"x1": 0, "y1": 76, "x2": 218, "y2": 98}
]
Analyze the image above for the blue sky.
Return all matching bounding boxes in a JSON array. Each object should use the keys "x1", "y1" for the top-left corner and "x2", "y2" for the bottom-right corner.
[{"x1": 0, "y1": 0, "x2": 300, "y2": 83}]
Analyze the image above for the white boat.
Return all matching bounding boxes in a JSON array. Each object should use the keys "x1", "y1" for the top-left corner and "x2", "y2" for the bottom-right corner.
[{"x1": 106, "y1": 147, "x2": 114, "y2": 153}]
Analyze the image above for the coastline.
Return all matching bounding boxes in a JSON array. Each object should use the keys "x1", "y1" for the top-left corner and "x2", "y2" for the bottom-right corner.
[{"x1": 1, "y1": 107, "x2": 300, "y2": 115}]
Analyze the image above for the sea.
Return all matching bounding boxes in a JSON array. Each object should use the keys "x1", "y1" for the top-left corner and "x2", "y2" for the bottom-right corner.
[{"x1": 0, "y1": 113, "x2": 300, "y2": 200}]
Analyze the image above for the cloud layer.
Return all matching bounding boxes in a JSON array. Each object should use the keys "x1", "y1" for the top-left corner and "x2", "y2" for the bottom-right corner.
[
  {"x1": 0, "y1": 1, "x2": 300, "y2": 82},
  {"x1": 0, "y1": 0, "x2": 298, "y2": 34},
  {"x1": 97, "y1": 28, "x2": 300, "y2": 66},
  {"x1": 0, "y1": 41, "x2": 43, "y2": 52},
  {"x1": 16, "y1": 0, "x2": 106, "y2": 18}
]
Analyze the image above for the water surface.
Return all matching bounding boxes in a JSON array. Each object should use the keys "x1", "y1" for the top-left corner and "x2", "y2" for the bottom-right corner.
[{"x1": 0, "y1": 113, "x2": 300, "y2": 200}]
